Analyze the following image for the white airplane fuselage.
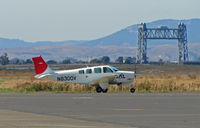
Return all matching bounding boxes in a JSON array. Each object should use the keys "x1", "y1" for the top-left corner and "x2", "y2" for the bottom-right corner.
[
  {"x1": 32, "y1": 56, "x2": 137, "y2": 93},
  {"x1": 49, "y1": 66, "x2": 135, "y2": 85}
]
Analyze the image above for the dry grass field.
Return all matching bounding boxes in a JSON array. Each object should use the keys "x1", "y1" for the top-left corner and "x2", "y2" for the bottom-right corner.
[{"x1": 0, "y1": 64, "x2": 200, "y2": 93}]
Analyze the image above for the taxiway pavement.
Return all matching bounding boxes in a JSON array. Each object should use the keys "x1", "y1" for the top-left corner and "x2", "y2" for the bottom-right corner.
[{"x1": 0, "y1": 93, "x2": 199, "y2": 128}]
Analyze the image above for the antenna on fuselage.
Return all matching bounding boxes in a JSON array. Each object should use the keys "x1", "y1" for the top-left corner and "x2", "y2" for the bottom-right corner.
[{"x1": 85, "y1": 56, "x2": 90, "y2": 68}]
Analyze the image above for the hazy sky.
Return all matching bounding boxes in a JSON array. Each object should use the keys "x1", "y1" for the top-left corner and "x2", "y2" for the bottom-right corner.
[{"x1": 0, "y1": 0, "x2": 199, "y2": 42}]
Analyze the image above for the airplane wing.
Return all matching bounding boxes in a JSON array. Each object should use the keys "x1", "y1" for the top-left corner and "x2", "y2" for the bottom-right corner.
[{"x1": 91, "y1": 74, "x2": 117, "y2": 89}]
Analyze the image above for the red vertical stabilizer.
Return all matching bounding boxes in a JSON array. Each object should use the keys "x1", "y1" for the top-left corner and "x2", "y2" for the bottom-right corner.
[{"x1": 32, "y1": 56, "x2": 48, "y2": 75}]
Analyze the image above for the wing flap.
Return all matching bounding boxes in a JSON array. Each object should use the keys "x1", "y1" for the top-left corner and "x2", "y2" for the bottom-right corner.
[{"x1": 91, "y1": 74, "x2": 117, "y2": 89}]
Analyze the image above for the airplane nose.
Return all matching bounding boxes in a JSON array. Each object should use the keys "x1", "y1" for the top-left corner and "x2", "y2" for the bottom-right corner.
[
  {"x1": 128, "y1": 72, "x2": 139, "y2": 77},
  {"x1": 115, "y1": 71, "x2": 139, "y2": 78},
  {"x1": 124, "y1": 71, "x2": 136, "y2": 77}
]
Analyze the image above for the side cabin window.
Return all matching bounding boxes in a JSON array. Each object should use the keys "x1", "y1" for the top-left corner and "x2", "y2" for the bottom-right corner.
[
  {"x1": 103, "y1": 67, "x2": 113, "y2": 73},
  {"x1": 94, "y1": 68, "x2": 101, "y2": 73},
  {"x1": 86, "y1": 69, "x2": 92, "y2": 74},
  {"x1": 79, "y1": 70, "x2": 84, "y2": 74}
]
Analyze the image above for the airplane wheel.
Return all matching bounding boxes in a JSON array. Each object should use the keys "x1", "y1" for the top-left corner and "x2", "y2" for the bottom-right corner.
[
  {"x1": 102, "y1": 89, "x2": 108, "y2": 93},
  {"x1": 130, "y1": 88, "x2": 135, "y2": 93},
  {"x1": 96, "y1": 87, "x2": 102, "y2": 93}
]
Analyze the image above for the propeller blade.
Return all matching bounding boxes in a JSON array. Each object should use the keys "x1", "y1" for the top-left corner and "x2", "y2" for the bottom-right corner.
[
  {"x1": 134, "y1": 64, "x2": 136, "y2": 73},
  {"x1": 134, "y1": 64, "x2": 137, "y2": 87}
]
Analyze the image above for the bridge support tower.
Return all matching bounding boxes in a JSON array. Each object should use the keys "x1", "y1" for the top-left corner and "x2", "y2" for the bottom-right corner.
[{"x1": 137, "y1": 23, "x2": 188, "y2": 64}]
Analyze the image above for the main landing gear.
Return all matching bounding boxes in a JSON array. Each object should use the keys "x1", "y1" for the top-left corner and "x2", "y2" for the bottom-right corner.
[
  {"x1": 96, "y1": 86, "x2": 108, "y2": 93},
  {"x1": 96, "y1": 85, "x2": 135, "y2": 93}
]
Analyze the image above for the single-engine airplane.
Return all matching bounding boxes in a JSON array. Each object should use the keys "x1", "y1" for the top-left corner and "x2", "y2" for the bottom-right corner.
[{"x1": 32, "y1": 56, "x2": 138, "y2": 93}]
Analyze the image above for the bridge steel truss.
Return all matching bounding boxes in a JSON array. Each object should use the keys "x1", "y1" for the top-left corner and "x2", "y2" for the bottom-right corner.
[{"x1": 137, "y1": 23, "x2": 188, "y2": 64}]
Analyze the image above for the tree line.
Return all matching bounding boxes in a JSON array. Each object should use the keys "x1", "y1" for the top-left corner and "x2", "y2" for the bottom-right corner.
[
  {"x1": 0, "y1": 53, "x2": 136, "y2": 65},
  {"x1": 90, "y1": 56, "x2": 136, "y2": 64}
]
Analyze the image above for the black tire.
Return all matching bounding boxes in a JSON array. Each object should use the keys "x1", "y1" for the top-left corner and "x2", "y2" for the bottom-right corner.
[
  {"x1": 102, "y1": 89, "x2": 108, "y2": 93},
  {"x1": 96, "y1": 87, "x2": 102, "y2": 93},
  {"x1": 130, "y1": 88, "x2": 135, "y2": 93}
]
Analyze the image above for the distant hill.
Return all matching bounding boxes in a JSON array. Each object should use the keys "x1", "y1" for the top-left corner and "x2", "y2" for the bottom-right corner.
[
  {"x1": 1, "y1": 43, "x2": 200, "y2": 61},
  {"x1": 0, "y1": 18, "x2": 200, "y2": 48},
  {"x1": 0, "y1": 38, "x2": 86, "y2": 48},
  {"x1": 85, "y1": 18, "x2": 200, "y2": 46},
  {"x1": 1, "y1": 18, "x2": 200, "y2": 61}
]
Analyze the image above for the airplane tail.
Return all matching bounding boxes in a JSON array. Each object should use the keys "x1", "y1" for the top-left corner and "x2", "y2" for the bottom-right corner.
[{"x1": 32, "y1": 56, "x2": 54, "y2": 79}]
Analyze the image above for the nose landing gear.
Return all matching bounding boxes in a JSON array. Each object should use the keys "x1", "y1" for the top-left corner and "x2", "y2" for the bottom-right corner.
[
  {"x1": 130, "y1": 88, "x2": 135, "y2": 93},
  {"x1": 130, "y1": 84, "x2": 135, "y2": 93}
]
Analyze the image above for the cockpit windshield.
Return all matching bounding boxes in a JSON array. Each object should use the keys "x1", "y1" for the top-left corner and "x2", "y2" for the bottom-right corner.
[{"x1": 110, "y1": 66, "x2": 119, "y2": 72}]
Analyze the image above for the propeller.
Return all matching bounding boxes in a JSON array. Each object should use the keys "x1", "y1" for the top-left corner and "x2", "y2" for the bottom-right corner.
[
  {"x1": 134, "y1": 64, "x2": 137, "y2": 87},
  {"x1": 134, "y1": 64, "x2": 139, "y2": 76},
  {"x1": 134, "y1": 64, "x2": 139, "y2": 88},
  {"x1": 130, "y1": 64, "x2": 138, "y2": 93}
]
